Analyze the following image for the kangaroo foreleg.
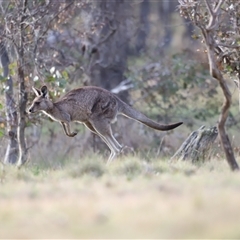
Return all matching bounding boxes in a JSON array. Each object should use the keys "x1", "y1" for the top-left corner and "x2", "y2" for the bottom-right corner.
[{"x1": 61, "y1": 122, "x2": 77, "y2": 137}]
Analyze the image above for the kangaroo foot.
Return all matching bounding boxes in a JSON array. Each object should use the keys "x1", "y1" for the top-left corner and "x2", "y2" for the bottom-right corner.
[{"x1": 121, "y1": 146, "x2": 135, "y2": 156}]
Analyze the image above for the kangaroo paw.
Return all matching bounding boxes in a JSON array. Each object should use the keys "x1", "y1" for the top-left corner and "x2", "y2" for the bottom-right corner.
[{"x1": 68, "y1": 132, "x2": 77, "y2": 137}]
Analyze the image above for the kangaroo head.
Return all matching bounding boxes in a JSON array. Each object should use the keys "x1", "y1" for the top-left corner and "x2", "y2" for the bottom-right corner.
[{"x1": 28, "y1": 86, "x2": 54, "y2": 113}]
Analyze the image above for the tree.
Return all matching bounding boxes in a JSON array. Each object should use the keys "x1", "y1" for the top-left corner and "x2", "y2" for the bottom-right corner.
[
  {"x1": 179, "y1": 0, "x2": 239, "y2": 170},
  {"x1": 135, "y1": 0, "x2": 150, "y2": 53},
  {"x1": 84, "y1": 0, "x2": 132, "y2": 101},
  {"x1": 0, "y1": 0, "x2": 77, "y2": 166},
  {"x1": 0, "y1": 40, "x2": 18, "y2": 164}
]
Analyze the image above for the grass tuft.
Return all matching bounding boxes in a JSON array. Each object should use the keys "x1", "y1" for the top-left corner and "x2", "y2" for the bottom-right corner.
[
  {"x1": 68, "y1": 158, "x2": 106, "y2": 178},
  {"x1": 0, "y1": 165, "x2": 35, "y2": 182}
]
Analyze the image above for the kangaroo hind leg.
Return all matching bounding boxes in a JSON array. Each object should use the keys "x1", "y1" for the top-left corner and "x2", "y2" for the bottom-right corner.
[
  {"x1": 89, "y1": 119, "x2": 122, "y2": 163},
  {"x1": 84, "y1": 121, "x2": 117, "y2": 162}
]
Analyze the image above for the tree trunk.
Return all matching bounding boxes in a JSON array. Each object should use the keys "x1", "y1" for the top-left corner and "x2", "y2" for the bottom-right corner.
[
  {"x1": 17, "y1": 0, "x2": 28, "y2": 166},
  {"x1": 17, "y1": 59, "x2": 28, "y2": 166},
  {"x1": 0, "y1": 41, "x2": 18, "y2": 164},
  {"x1": 158, "y1": 0, "x2": 174, "y2": 49},
  {"x1": 135, "y1": 0, "x2": 150, "y2": 53},
  {"x1": 87, "y1": 0, "x2": 131, "y2": 102}
]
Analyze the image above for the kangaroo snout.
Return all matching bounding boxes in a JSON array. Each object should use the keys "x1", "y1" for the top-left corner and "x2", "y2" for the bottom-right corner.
[{"x1": 28, "y1": 107, "x2": 34, "y2": 113}]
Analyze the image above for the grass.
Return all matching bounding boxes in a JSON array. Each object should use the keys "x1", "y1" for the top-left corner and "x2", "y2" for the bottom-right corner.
[{"x1": 1, "y1": 156, "x2": 240, "y2": 238}]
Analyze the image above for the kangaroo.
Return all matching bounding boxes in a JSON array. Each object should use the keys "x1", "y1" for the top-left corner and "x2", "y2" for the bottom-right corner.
[{"x1": 28, "y1": 85, "x2": 183, "y2": 162}]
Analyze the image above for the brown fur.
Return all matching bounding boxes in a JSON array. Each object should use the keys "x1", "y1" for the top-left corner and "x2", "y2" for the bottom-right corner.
[{"x1": 29, "y1": 86, "x2": 183, "y2": 162}]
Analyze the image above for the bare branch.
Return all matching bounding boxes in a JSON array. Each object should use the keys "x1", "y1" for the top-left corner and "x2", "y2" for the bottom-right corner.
[
  {"x1": 213, "y1": 0, "x2": 225, "y2": 13},
  {"x1": 111, "y1": 79, "x2": 133, "y2": 94},
  {"x1": 218, "y1": 43, "x2": 240, "y2": 49},
  {"x1": 0, "y1": 117, "x2": 6, "y2": 124},
  {"x1": 33, "y1": 0, "x2": 75, "y2": 62},
  {"x1": 204, "y1": 0, "x2": 214, "y2": 16},
  {"x1": 0, "y1": 1, "x2": 10, "y2": 17},
  {"x1": 205, "y1": 0, "x2": 225, "y2": 30}
]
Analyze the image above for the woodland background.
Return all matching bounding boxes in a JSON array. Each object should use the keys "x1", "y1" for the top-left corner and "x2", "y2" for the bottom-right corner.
[{"x1": 1, "y1": 0, "x2": 239, "y2": 166}]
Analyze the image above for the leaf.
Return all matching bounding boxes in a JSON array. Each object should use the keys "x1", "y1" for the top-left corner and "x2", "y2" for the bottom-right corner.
[
  {"x1": 50, "y1": 67, "x2": 55, "y2": 74},
  {"x1": 0, "y1": 76, "x2": 7, "y2": 82},
  {"x1": 33, "y1": 76, "x2": 39, "y2": 82},
  {"x1": 61, "y1": 70, "x2": 68, "y2": 79},
  {"x1": 8, "y1": 62, "x2": 17, "y2": 76},
  {"x1": 57, "y1": 78, "x2": 67, "y2": 88},
  {"x1": 0, "y1": 130, "x2": 4, "y2": 138},
  {"x1": 45, "y1": 75, "x2": 55, "y2": 83},
  {"x1": 55, "y1": 70, "x2": 62, "y2": 78}
]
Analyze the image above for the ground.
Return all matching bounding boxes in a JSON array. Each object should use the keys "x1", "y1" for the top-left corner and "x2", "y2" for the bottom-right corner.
[{"x1": 1, "y1": 156, "x2": 240, "y2": 239}]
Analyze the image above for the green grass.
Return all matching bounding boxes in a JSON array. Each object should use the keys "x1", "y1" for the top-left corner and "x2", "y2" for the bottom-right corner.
[{"x1": 1, "y1": 156, "x2": 240, "y2": 238}]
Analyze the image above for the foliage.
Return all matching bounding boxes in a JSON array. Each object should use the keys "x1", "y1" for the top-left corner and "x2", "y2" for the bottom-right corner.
[
  {"x1": 179, "y1": 0, "x2": 240, "y2": 81},
  {"x1": 128, "y1": 52, "x2": 216, "y2": 124}
]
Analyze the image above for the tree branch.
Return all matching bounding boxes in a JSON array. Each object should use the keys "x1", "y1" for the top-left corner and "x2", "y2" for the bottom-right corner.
[
  {"x1": 213, "y1": 0, "x2": 225, "y2": 13},
  {"x1": 33, "y1": 0, "x2": 75, "y2": 61},
  {"x1": 204, "y1": 0, "x2": 214, "y2": 16},
  {"x1": 205, "y1": 0, "x2": 224, "y2": 30}
]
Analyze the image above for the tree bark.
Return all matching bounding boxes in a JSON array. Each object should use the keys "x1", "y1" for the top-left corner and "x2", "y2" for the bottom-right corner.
[
  {"x1": 0, "y1": 41, "x2": 18, "y2": 164},
  {"x1": 17, "y1": 59, "x2": 28, "y2": 166},
  {"x1": 86, "y1": 0, "x2": 130, "y2": 102},
  {"x1": 17, "y1": 0, "x2": 28, "y2": 166},
  {"x1": 135, "y1": 0, "x2": 150, "y2": 53},
  {"x1": 171, "y1": 126, "x2": 218, "y2": 162}
]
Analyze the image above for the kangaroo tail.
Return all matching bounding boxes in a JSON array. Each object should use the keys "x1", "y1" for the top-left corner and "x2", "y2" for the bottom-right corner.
[{"x1": 118, "y1": 99, "x2": 183, "y2": 131}]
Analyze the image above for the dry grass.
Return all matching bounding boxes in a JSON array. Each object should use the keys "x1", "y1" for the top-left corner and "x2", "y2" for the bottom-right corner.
[{"x1": 1, "y1": 156, "x2": 240, "y2": 239}]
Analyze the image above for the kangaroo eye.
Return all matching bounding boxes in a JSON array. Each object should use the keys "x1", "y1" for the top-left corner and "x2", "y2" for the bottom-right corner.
[{"x1": 35, "y1": 102, "x2": 40, "y2": 105}]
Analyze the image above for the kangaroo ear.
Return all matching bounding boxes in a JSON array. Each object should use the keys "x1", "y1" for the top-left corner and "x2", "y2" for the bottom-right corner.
[
  {"x1": 32, "y1": 86, "x2": 41, "y2": 96},
  {"x1": 41, "y1": 85, "x2": 48, "y2": 98}
]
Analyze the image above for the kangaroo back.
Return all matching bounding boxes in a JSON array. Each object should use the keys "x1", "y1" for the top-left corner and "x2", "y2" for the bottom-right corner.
[{"x1": 118, "y1": 99, "x2": 182, "y2": 131}]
